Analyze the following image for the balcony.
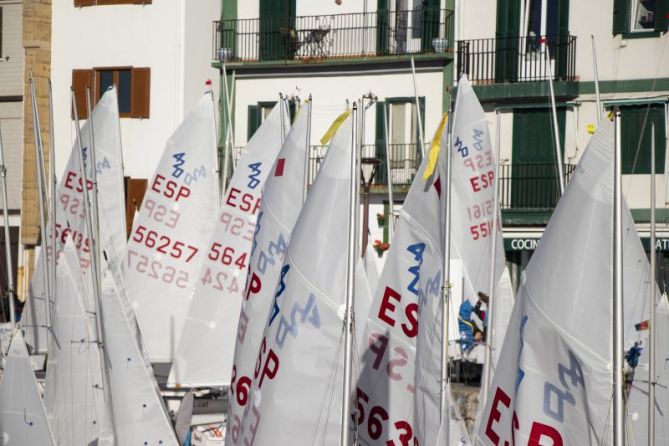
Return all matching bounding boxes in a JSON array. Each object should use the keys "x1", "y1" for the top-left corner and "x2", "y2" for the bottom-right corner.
[
  {"x1": 499, "y1": 162, "x2": 576, "y2": 210},
  {"x1": 456, "y1": 34, "x2": 577, "y2": 84},
  {"x1": 213, "y1": 9, "x2": 453, "y2": 63}
]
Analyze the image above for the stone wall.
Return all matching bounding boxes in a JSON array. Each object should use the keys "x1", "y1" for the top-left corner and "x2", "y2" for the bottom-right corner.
[{"x1": 21, "y1": 0, "x2": 51, "y2": 246}]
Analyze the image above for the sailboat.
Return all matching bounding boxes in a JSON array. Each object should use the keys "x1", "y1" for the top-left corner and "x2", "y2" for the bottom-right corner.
[
  {"x1": 44, "y1": 240, "x2": 113, "y2": 445},
  {"x1": 0, "y1": 330, "x2": 54, "y2": 445},
  {"x1": 225, "y1": 100, "x2": 308, "y2": 435},
  {"x1": 474, "y1": 119, "x2": 654, "y2": 445},
  {"x1": 124, "y1": 92, "x2": 219, "y2": 362},
  {"x1": 170, "y1": 99, "x2": 290, "y2": 387},
  {"x1": 235, "y1": 108, "x2": 354, "y2": 445}
]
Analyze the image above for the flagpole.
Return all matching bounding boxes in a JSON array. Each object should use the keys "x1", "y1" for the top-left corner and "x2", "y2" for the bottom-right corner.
[
  {"x1": 410, "y1": 56, "x2": 426, "y2": 159},
  {"x1": 591, "y1": 35, "x2": 603, "y2": 124},
  {"x1": 302, "y1": 96, "x2": 312, "y2": 203},
  {"x1": 613, "y1": 108, "x2": 625, "y2": 446},
  {"x1": 383, "y1": 105, "x2": 395, "y2": 241},
  {"x1": 29, "y1": 75, "x2": 52, "y2": 343},
  {"x1": 440, "y1": 94, "x2": 454, "y2": 436},
  {"x1": 0, "y1": 126, "x2": 16, "y2": 331},
  {"x1": 48, "y1": 81, "x2": 57, "y2": 319},
  {"x1": 649, "y1": 122, "x2": 656, "y2": 446},
  {"x1": 543, "y1": 42, "x2": 565, "y2": 195},
  {"x1": 340, "y1": 103, "x2": 358, "y2": 446},
  {"x1": 481, "y1": 109, "x2": 502, "y2": 407}
]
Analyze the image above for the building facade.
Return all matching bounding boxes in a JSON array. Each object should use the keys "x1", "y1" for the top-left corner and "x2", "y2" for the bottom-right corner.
[{"x1": 216, "y1": 0, "x2": 669, "y2": 292}]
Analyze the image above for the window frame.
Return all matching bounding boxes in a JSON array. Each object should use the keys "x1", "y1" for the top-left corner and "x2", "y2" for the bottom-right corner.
[
  {"x1": 74, "y1": 0, "x2": 152, "y2": 7},
  {"x1": 95, "y1": 66, "x2": 134, "y2": 118},
  {"x1": 629, "y1": 0, "x2": 657, "y2": 32}
]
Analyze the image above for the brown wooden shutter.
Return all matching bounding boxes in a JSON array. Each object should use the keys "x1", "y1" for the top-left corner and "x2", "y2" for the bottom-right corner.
[
  {"x1": 125, "y1": 177, "x2": 148, "y2": 237},
  {"x1": 72, "y1": 69, "x2": 95, "y2": 119},
  {"x1": 133, "y1": 0, "x2": 152, "y2": 4},
  {"x1": 74, "y1": 0, "x2": 95, "y2": 7},
  {"x1": 131, "y1": 67, "x2": 150, "y2": 119}
]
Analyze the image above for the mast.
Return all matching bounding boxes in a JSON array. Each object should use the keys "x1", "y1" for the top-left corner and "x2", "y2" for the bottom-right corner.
[
  {"x1": 279, "y1": 93, "x2": 286, "y2": 144},
  {"x1": 383, "y1": 105, "x2": 395, "y2": 241},
  {"x1": 302, "y1": 96, "x2": 312, "y2": 203},
  {"x1": 481, "y1": 109, "x2": 502, "y2": 406},
  {"x1": 221, "y1": 61, "x2": 234, "y2": 194},
  {"x1": 48, "y1": 81, "x2": 57, "y2": 327},
  {"x1": 340, "y1": 103, "x2": 358, "y2": 446},
  {"x1": 440, "y1": 95, "x2": 454, "y2": 437},
  {"x1": 649, "y1": 122, "x2": 656, "y2": 446},
  {"x1": 72, "y1": 89, "x2": 117, "y2": 443},
  {"x1": 0, "y1": 126, "x2": 16, "y2": 331},
  {"x1": 591, "y1": 35, "x2": 603, "y2": 124},
  {"x1": 410, "y1": 56, "x2": 426, "y2": 158},
  {"x1": 29, "y1": 76, "x2": 52, "y2": 341},
  {"x1": 613, "y1": 108, "x2": 625, "y2": 446},
  {"x1": 543, "y1": 42, "x2": 565, "y2": 195}
]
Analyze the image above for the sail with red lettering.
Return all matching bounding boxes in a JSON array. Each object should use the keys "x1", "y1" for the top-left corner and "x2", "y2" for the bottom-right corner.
[
  {"x1": 124, "y1": 93, "x2": 218, "y2": 362},
  {"x1": 234, "y1": 111, "x2": 352, "y2": 445},
  {"x1": 222, "y1": 101, "x2": 307, "y2": 432},
  {"x1": 22, "y1": 87, "x2": 126, "y2": 354},
  {"x1": 169, "y1": 100, "x2": 290, "y2": 387},
  {"x1": 475, "y1": 120, "x2": 652, "y2": 445},
  {"x1": 44, "y1": 241, "x2": 113, "y2": 445},
  {"x1": 354, "y1": 113, "x2": 448, "y2": 445},
  {"x1": 0, "y1": 330, "x2": 55, "y2": 445},
  {"x1": 627, "y1": 296, "x2": 669, "y2": 445}
]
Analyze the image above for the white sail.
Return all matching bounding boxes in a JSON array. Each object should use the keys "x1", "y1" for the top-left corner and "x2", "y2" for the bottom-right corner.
[
  {"x1": 44, "y1": 240, "x2": 113, "y2": 445},
  {"x1": 234, "y1": 112, "x2": 353, "y2": 445},
  {"x1": 100, "y1": 269, "x2": 178, "y2": 445},
  {"x1": 450, "y1": 75, "x2": 505, "y2": 307},
  {"x1": 125, "y1": 93, "x2": 218, "y2": 362},
  {"x1": 490, "y1": 267, "x2": 514, "y2": 372},
  {"x1": 0, "y1": 330, "x2": 54, "y2": 445},
  {"x1": 170, "y1": 100, "x2": 290, "y2": 386},
  {"x1": 363, "y1": 242, "x2": 381, "y2": 297},
  {"x1": 223, "y1": 101, "x2": 306, "y2": 432},
  {"x1": 22, "y1": 87, "x2": 125, "y2": 354},
  {"x1": 436, "y1": 386, "x2": 472, "y2": 445},
  {"x1": 627, "y1": 297, "x2": 669, "y2": 445},
  {"x1": 475, "y1": 120, "x2": 652, "y2": 445},
  {"x1": 355, "y1": 114, "x2": 448, "y2": 445}
]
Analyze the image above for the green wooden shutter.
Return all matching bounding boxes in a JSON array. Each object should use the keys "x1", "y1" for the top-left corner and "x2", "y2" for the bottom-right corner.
[
  {"x1": 612, "y1": 0, "x2": 629, "y2": 34},
  {"x1": 247, "y1": 105, "x2": 260, "y2": 140},
  {"x1": 554, "y1": 0, "x2": 570, "y2": 80},
  {"x1": 417, "y1": 96, "x2": 425, "y2": 166},
  {"x1": 656, "y1": 0, "x2": 669, "y2": 31},
  {"x1": 494, "y1": 0, "x2": 520, "y2": 82},
  {"x1": 375, "y1": 101, "x2": 387, "y2": 184},
  {"x1": 621, "y1": 105, "x2": 667, "y2": 174},
  {"x1": 377, "y1": 0, "x2": 390, "y2": 55},
  {"x1": 421, "y1": 0, "x2": 441, "y2": 52}
]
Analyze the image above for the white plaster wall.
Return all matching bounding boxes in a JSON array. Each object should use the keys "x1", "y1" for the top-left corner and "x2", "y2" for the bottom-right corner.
[
  {"x1": 457, "y1": 0, "x2": 497, "y2": 41},
  {"x1": 52, "y1": 2, "x2": 219, "y2": 180},
  {"x1": 297, "y1": 0, "x2": 368, "y2": 17},
  {"x1": 0, "y1": 103, "x2": 24, "y2": 210},
  {"x1": 234, "y1": 70, "x2": 444, "y2": 147},
  {"x1": 237, "y1": 1, "x2": 258, "y2": 21}
]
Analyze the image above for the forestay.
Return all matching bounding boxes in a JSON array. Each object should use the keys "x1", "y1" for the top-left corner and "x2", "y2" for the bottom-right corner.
[
  {"x1": 125, "y1": 93, "x2": 218, "y2": 362},
  {"x1": 236, "y1": 113, "x2": 353, "y2": 445},
  {"x1": 355, "y1": 114, "x2": 448, "y2": 445},
  {"x1": 45, "y1": 241, "x2": 113, "y2": 446},
  {"x1": 475, "y1": 120, "x2": 652, "y2": 445},
  {"x1": 225, "y1": 102, "x2": 307, "y2": 434},
  {"x1": 0, "y1": 330, "x2": 54, "y2": 445},
  {"x1": 170, "y1": 100, "x2": 290, "y2": 386},
  {"x1": 22, "y1": 87, "x2": 125, "y2": 354}
]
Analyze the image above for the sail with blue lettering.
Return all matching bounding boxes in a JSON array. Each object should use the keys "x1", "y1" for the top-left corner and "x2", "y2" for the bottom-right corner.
[
  {"x1": 124, "y1": 92, "x2": 218, "y2": 362},
  {"x1": 235, "y1": 111, "x2": 352, "y2": 445},
  {"x1": 223, "y1": 101, "x2": 307, "y2": 434},
  {"x1": 475, "y1": 120, "x2": 652, "y2": 445},
  {"x1": 44, "y1": 241, "x2": 113, "y2": 445},
  {"x1": 22, "y1": 87, "x2": 126, "y2": 354},
  {"x1": 354, "y1": 112, "x2": 449, "y2": 445},
  {"x1": 170, "y1": 99, "x2": 290, "y2": 387},
  {"x1": 0, "y1": 330, "x2": 55, "y2": 445}
]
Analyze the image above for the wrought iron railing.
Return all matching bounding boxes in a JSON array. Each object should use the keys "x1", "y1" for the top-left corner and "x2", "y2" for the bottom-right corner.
[
  {"x1": 499, "y1": 163, "x2": 576, "y2": 210},
  {"x1": 456, "y1": 34, "x2": 577, "y2": 84},
  {"x1": 213, "y1": 9, "x2": 453, "y2": 62}
]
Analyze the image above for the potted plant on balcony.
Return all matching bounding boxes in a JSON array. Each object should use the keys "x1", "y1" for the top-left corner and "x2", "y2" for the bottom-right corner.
[
  {"x1": 373, "y1": 239, "x2": 390, "y2": 257},
  {"x1": 376, "y1": 212, "x2": 385, "y2": 227},
  {"x1": 432, "y1": 37, "x2": 448, "y2": 53}
]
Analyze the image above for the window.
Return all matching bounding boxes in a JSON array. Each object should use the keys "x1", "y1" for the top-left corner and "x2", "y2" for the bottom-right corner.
[
  {"x1": 620, "y1": 104, "x2": 666, "y2": 174},
  {"x1": 247, "y1": 101, "x2": 297, "y2": 140},
  {"x1": 613, "y1": 0, "x2": 668, "y2": 35},
  {"x1": 74, "y1": 0, "x2": 151, "y2": 6},
  {"x1": 72, "y1": 67, "x2": 150, "y2": 119}
]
